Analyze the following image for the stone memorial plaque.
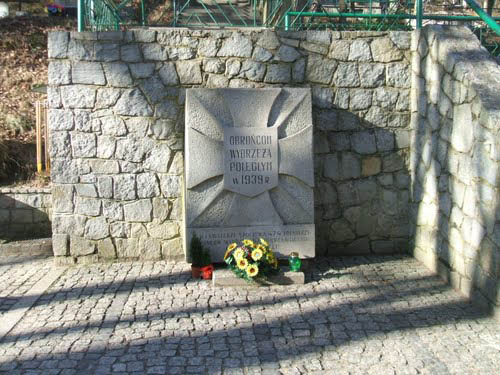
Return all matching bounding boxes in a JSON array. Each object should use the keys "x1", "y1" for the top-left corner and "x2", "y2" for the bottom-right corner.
[{"x1": 185, "y1": 88, "x2": 315, "y2": 261}]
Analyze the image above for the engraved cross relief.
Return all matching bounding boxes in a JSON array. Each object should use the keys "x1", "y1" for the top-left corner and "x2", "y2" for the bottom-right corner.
[{"x1": 185, "y1": 88, "x2": 314, "y2": 228}]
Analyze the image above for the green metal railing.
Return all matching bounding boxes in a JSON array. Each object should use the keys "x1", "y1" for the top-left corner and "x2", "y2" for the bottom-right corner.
[
  {"x1": 284, "y1": 9, "x2": 500, "y2": 32},
  {"x1": 171, "y1": 0, "x2": 260, "y2": 27},
  {"x1": 77, "y1": 0, "x2": 499, "y2": 56},
  {"x1": 282, "y1": 0, "x2": 499, "y2": 32},
  {"x1": 78, "y1": 0, "x2": 146, "y2": 31},
  {"x1": 77, "y1": 0, "x2": 499, "y2": 31},
  {"x1": 476, "y1": 26, "x2": 499, "y2": 55},
  {"x1": 464, "y1": 0, "x2": 500, "y2": 34},
  {"x1": 263, "y1": 0, "x2": 417, "y2": 29},
  {"x1": 281, "y1": 0, "x2": 499, "y2": 55}
]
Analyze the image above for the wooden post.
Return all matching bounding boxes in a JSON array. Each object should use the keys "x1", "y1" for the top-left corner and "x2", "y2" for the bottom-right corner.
[
  {"x1": 35, "y1": 101, "x2": 43, "y2": 173},
  {"x1": 43, "y1": 102, "x2": 50, "y2": 172}
]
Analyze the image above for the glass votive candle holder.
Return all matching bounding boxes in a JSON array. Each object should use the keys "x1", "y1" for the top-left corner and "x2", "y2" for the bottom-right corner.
[{"x1": 288, "y1": 252, "x2": 301, "y2": 272}]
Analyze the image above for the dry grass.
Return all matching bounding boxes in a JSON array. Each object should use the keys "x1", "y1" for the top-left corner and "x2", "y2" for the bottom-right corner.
[
  {"x1": 0, "y1": 16, "x2": 75, "y2": 137},
  {"x1": 0, "y1": 15, "x2": 75, "y2": 185}
]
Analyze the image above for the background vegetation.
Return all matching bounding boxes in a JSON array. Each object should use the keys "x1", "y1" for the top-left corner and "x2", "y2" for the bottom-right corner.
[{"x1": 0, "y1": 9, "x2": 75, "y2": 185}]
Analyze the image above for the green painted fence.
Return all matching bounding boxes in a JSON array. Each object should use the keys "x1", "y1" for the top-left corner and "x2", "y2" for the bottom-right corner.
[{"x1": 77, "y1": 0, "x2": 499, "y2": 56}]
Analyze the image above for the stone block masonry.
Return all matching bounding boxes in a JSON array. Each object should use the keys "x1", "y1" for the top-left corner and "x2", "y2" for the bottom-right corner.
[
  {"x1": 410, "y1": 26, "x2": 499, "y2": 314},
  {"x1": 48, "y1": 28, "x2": 412, "y2": 264},
  {"x1": 0, "y1": 188, "x2": 52, "y2": 240}
]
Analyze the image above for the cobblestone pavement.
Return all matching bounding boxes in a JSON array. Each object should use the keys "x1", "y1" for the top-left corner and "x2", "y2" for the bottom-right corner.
[
  {"x1": 0, "y1": 254, "x2": 53, "y2": 318},
  {"x1": 0, "y1": 255, "x2": 498, "y2": 374}
]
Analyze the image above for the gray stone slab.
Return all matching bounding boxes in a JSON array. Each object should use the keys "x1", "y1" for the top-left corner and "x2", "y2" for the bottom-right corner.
[
  {"x1": 213, "y1": 268, "x2": 304, "y2": 287},
  {"x1": 187, "y1": 224, "x2": 315, "y2": 261},
  {"x1": 185, "y1": 88, "x2": 315, "y2": 261},
  {"x1": 72, "y1": 62, "x2": 105, "y2": 85}
]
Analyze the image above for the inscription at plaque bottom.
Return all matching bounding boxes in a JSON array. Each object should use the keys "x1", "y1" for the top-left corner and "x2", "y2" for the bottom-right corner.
[{"x1": 224, "y1": 127, "x2": 278, "y2": 197}]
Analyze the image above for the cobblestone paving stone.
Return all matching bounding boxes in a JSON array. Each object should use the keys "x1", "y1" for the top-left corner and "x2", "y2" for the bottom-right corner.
[
  {"x1": 0, "y1": 255, "x2": 498, "y2": 374},
  {"x1": 0, "y1": 254, "x2": 53, "y2": 318}
]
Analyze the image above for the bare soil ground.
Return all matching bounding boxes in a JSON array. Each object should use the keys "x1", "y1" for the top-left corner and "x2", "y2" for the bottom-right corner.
[{"x1": 0, "y1": 16, "x2": 76, "y2": 186}]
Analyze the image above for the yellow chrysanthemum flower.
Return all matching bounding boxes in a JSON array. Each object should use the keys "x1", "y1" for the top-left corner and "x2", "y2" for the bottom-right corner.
[
  {"x1": 243, "y1": 239, "x2": 254, "y2": 247},
  {"x1": 246, "y1": 264, "x2": 259, "y2": 278},
  {"x1": 224, "y1": 243, "x2": 237, "y2": 259},
  {"x1": 264, "y1": 251, "x2": 277, "y2": 268},
  {"x1": 237, "y1": 257, "x2": 248, "y2": 270},
  {"x1": 260, "y1": 238, "x2": 269, "y2": 246},
  {"x1": 234, "y1": 247, "x2": 245, "y2": 259},
  {"x1": 256, "y1": 244, "x2": 266, "y2": 252},
  {"x1": 251, "y1": 248, "x2": 263, "y2": 261}
]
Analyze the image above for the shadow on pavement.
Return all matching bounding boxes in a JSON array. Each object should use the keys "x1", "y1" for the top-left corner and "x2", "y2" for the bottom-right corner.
[{"x1": 0, "y1": 256, "x2": 495, "y2": 373}]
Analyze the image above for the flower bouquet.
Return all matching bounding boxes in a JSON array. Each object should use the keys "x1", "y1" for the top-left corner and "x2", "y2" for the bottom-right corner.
[{"x1": 224, "y1": 238, "x2": 279, "y2": 282}]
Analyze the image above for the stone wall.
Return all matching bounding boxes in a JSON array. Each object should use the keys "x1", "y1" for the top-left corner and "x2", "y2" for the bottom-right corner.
[
  {"x1": 0, "y1": 188, "x2": 52, "y2": 240},
  {"x1": 48, "y1": 28, "x2": 412, "y2": 264},
  {"x1": 410, "y1": 26, "x2": 499, "y2": 312}
]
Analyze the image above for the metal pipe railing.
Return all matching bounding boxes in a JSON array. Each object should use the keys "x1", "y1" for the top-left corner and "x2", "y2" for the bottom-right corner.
[
  {"x1": 284, "y1": 11, "x2": 500, "y2": 30},
  {"x1": 77, "y1": 0, "x2": 500, "y2": 37},
  {"x1": 78, "y1": 0, "x2": 84, "y2": 32},
  {"x1": 416, "y1": 0, "x2": 422, "y2": 29},
  {"x1": 464, "y1": 0, "x2": 500, "y2": 36},
  {"x1": 78, "y1": 0, "x2": 147, "y2": 31}
]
